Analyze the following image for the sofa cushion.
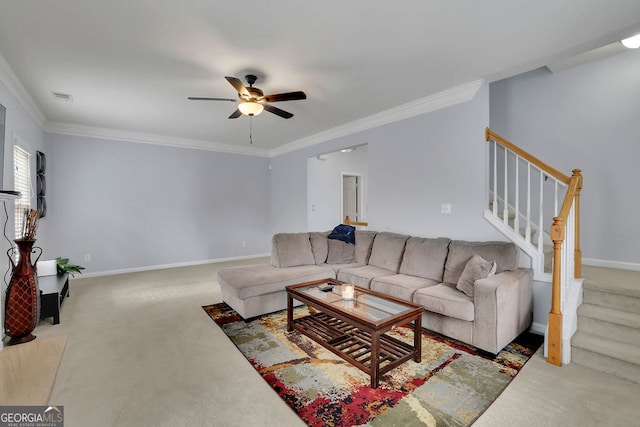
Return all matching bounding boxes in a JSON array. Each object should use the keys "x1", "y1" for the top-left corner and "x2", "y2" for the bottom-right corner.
[
  {"x1": 456, "y1": 254, "x2": 496, "y2": 298},
  {"x1": 413, "y1": 283, "x2": 475, "y2": 322},
  {"x1": 326, "y1": 239, "x2": 355, "y2": 264},
  {"x1": 399, "y1": 237, "x2": 451, "y2": 281},
  {"x1": 337, "y1": 265, "x2": 396, "y2": 288},
  {"x1": 309, "y1": 231, "x2": 330, "y2": 264},
  {"x1": 318, "y1": 262, "x2": 365, "y2": 275},
  {"x1": 217, "y1": 264, "x2": 335, "y2": 300},
  {"x1": 271, "y1": 233, "x2": 315, "y2": 268},
  {"x1": 371, "y1": 274, "x2": 440, "y2": 302},
  {"x1": 354, "y1": 230, "x2": 377, "y2": 264},
  {"x1": 367, "y1": 232, "x2": 409, "y2": 273},
  {"x1": 443, "y1": 240, "x2": 518, "y2": 285}
]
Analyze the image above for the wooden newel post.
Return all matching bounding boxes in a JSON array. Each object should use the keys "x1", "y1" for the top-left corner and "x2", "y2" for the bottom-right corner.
[
  {"x1": 572, "y1": 169, "x2": 582, "y2": 278},
  {"x1": 548, "y1": 217, "x2": 565, "y2": 366}
]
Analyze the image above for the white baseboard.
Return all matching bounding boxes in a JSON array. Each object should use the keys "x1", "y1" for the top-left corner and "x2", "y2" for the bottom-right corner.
[
  {"x1": 78, "y1": 253, "x2": 271, "y2": 278},
  {"x1": 530, "y1": 322, "x2": 547, "y2": 335},
  {"x1": 582, "y1": 257, "x2": 640, "y2": 272}
]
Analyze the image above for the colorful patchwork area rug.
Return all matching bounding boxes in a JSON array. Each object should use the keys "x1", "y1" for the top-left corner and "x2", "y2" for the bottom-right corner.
[{"x1": 203, "y1": 303, "x2": 542, "y2": 427}]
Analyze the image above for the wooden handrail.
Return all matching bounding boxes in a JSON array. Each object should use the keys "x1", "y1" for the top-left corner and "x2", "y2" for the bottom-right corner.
[
  {"x1": 572, "y1": 169, "x2": 582, "y2": 279},
  {"x1": 344, "y1": 216, "x2": 368, "y2": 227},
  {"x1": 486, "y1": 128, "x2": 582, "y2": 367},
  {"x1": 556, "y1": 172, "x2": 581, "y2": 220},
  {"x1": 552, "y1": 169, "x2": 583, "y2": 278},
  {"x1": 485, "y1": 128, "x2": 570, "y2": 184},
  {"x1": 547, "y1": 171, "x2": 582, "y2": 366}
]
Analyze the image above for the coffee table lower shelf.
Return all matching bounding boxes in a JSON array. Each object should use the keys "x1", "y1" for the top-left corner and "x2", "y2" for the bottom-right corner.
[{"x1": 290, "y1": 311, "x2": 417, "y2": 388}]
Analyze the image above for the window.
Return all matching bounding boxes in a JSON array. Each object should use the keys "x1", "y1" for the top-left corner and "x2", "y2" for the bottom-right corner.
[{"x1": 13, "y1": 145, "x2": 31, "y2": 239}]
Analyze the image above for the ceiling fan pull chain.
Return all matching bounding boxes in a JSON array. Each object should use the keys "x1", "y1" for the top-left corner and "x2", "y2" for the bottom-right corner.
[{"x1": 250, "y1": 117, "x2": 253, "y2": 144}]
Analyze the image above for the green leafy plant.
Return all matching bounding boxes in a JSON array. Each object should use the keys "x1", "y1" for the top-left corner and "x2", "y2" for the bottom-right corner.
[{"x1": 56, "y1": 257, "x2": 85, "y2": 277}]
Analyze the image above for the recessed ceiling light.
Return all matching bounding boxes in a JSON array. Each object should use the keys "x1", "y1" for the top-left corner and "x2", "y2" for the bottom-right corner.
[
  {"x1": 621, "y1": 34, "x2": 640, "y2": 49},
  {"x1": 52, "y1": 92, "x2": 73, "y2": 102}
]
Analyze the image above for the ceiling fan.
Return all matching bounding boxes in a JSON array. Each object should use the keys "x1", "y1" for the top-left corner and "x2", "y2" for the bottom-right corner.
[{"x1": 188, "y1": 74, "x2": 306, "y2": 119}]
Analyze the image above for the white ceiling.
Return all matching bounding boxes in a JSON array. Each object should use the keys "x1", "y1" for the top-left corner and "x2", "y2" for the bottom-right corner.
[{"x1": 1, "y1": 1, "x2": 639, "y2": 155}]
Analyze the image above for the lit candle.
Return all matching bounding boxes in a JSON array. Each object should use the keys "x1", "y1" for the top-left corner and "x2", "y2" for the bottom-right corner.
[{"x1": 342, "y1": 284, "x2": 355, "y2": 300}]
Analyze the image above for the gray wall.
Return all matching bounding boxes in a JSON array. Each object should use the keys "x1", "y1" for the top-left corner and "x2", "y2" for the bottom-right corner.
[
  {"x1": 490, "y1": 49, "x2": 640, "y2": 266},
  {"x1": 307, "y1": 146, "x2": 368, "y2": 231},
  {"x1": 43, "y1": 133, "x2": 272, "y2": 274},
  {"x1": 0, "y1": 81, "x2": 46, "y2": 234},
  {"x1": 272, "y1": 84, "x2": 506, "y2": 242},
  {"x1": 0, "y1": 79, "x2": 47, "y2": 346}
]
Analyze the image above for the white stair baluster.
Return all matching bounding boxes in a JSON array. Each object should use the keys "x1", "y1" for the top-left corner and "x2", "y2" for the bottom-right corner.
[
  {"x1": 538, "y1": 172, "x2": 545, "y2": 255},
  {"x1": 515, "y1": 155, "x2": 520, "y2": 236},
  {"x1": 504, "y1": 147, "x2": 509, "y2": 226},
  {"x1": 492, "y1": 140, "x2": 498, "y2": 215},
  {"x1": 526, "y1": 163, "x2": 531, "y2": 244}
]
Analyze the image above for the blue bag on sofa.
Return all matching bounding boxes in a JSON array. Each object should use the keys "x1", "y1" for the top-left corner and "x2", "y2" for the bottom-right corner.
[{"x1": 328, "y1": 224, "x2": 356, "y2": 244}]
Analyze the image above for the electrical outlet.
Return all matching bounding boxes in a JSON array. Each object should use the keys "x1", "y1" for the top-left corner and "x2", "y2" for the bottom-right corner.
[
  {"x1": 242, "y1": 241, "x2": 247, "y2": 248},
  {"x1": 441, "y1": 203, "x2": 453, "y2": 215},
  {"x1": 84, "y1": 254, "x2": 91, "y2": 262}
]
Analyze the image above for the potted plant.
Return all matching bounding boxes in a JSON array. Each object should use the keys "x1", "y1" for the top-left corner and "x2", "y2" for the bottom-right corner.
[{"x1": 56, "y1": 257, "x2": 85, "y2": 277}]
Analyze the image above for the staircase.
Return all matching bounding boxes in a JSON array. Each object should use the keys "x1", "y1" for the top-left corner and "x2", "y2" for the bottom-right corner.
[
  {"x1": 484, "y1": 128, "x2": 583, "y2": 365},
  {"x1": 484, "y1": 129, "x2": 640, "y2": 375},
  {"x1": 571, "y1": 266, "x2": 640, "y2": 384}
]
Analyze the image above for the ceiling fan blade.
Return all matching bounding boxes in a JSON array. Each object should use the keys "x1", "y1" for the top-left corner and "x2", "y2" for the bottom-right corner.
[
  {"x1": 263, "y1": 103, "x2": 294, "y2": 119},
  {"x1": 225, "y1": 76, "x2": 250, "y2": 99},
  {"x1": 263, "y1": 91, "x2": 307, "y2": 102},
  {"x1": 188, "y1": 97, "x2": 236, "y2": 102},
  {"x1": 228, "y1": 108, "x2": 243, "y2": 119}
]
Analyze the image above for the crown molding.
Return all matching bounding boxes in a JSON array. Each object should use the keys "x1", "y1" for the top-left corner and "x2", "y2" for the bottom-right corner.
[
  {"x1": 43, "y1": 77, "x2": 481, "y2": 158},
  {"x1": 3, "y1": 48, "x2": 482, "y2": 159},
  {"x1": 44, "y1": 121, "x2": 271, "y2": 157},
  {"x1": 0, "y1": 52, "x2": 47, "y2": 127},
  {"x1": 269, "y1": 79, "x2": 484, "y2": 157}
]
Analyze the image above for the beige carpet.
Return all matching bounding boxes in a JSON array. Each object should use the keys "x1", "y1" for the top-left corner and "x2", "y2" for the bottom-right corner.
[
  {"x1": 0, "y1": 335, "x2": 68, "y2": 405},
  {"x1": 26, "y1": 260, "x2": 640, "y2": 426}
]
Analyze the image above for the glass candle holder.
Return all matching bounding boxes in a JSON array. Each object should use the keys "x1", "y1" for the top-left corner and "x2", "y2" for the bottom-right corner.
[{"x1": 342, "y1": 284, "x2": 355, "y2": 300}]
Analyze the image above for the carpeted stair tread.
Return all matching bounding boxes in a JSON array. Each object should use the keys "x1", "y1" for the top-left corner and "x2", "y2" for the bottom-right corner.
[
  {"x1": 573, "y1": 267, "x2": 640, "y2": 385},
  {"x1": 571, "y1": 331, "x2": 640, "y2": 366},
  {"x1": 582, "y1": 268, "x2": 640, "y2": 298},
  {"x1": 582, "y1": 289, "x2": 640, "y2": 314},
  {"x1": 577, "y1": 315, "x2": 640, "y2": 344},
  {"x1": 571, "y1": 346, "x2": 640, "y2": 385},
  {"x1": 578, "y1": 303, "x2": 640, "y2": 329}
]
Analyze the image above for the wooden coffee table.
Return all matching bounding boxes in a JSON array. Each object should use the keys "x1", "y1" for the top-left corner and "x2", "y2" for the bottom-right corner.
[{"x1": 286, "y1": 278, "x2": 423, "y2": 388}]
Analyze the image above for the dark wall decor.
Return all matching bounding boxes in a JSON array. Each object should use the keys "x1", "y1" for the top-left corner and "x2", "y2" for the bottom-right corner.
[{"x1": 36, "y1": 150, "x2": 46, "y2": 218}]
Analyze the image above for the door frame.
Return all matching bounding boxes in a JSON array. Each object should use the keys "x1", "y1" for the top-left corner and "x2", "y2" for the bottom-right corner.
[{"x1": 341, "y1": 172, "x2": 363, "y2": 224}]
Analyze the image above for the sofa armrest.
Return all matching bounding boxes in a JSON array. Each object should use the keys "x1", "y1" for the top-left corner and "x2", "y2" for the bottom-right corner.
[{"x1": 472, "y1": 268, "x2": 533, "y2": 353}]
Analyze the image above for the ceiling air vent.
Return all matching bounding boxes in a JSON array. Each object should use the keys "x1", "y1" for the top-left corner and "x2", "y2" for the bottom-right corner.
[{"x1": 52, "y1": 92, "x2": 73, "y2": 102}]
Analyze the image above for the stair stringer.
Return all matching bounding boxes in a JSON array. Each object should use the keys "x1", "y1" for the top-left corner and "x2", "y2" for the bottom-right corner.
[
  {"x1": 483, "y1": 208, "x2": 547, "y2": 281},
  {"x1": 484, "y1": 208, "x2": 583, "y2": 365}
]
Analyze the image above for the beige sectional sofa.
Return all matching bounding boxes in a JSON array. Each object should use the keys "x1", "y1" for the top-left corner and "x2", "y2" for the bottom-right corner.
[{"x1": 217, "y1": 230, "x2": 533, "y2": 354}]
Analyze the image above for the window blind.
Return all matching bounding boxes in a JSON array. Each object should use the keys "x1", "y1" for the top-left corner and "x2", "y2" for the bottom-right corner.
[{"x1": 13, "y1": 145, "x2": 31, "y2": 239}]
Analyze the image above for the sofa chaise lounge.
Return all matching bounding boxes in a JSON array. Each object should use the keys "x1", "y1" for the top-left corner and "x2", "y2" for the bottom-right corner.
[{"x1": 217, "y1": 230, "x2": 533, "y2": 354}]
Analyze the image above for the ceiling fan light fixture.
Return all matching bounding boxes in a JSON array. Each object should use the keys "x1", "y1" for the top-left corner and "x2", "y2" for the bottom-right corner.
[
  {"x1": 621, "y1": 34, "x2": 640, "y2": 49},
  {"x1": 238, "y1": 101, "x2": 264, "y2": 116}
]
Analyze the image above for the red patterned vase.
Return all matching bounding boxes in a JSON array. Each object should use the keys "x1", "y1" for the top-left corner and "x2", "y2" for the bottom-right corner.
[{"x1": 4, "y1": 239, "x2": 41, "y2": 345}]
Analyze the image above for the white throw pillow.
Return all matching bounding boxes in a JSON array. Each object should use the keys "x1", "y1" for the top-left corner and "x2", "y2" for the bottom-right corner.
[{"x1": 456, "y1": 254, "x2": 497, "y2": 298}]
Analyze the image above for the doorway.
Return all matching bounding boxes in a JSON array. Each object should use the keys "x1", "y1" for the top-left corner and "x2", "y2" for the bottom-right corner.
[
  {"x1": 307, "y1": 145, "x2": 368, "y2": 231},
  {"x1": 342, "y1": 174, "x2": 362, "y2": 223}
]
